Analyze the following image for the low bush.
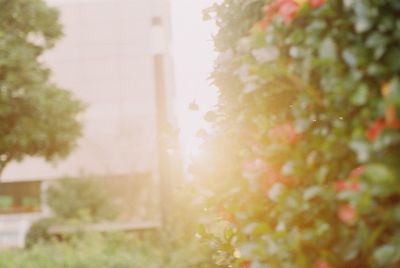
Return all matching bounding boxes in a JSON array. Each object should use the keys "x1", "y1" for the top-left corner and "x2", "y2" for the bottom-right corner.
[
  {"x1": 46, "y1": 177, "x2": 119, "y2": 222},
  {"x1": 24, "y1": 217, "x2": 59, "y2": 248},
  {"x1": 1, "y1": 229, "x2": 214, "y2": 268},
  {"x1": 4, "y1": 183, "x2": 216, "y2": 267}
]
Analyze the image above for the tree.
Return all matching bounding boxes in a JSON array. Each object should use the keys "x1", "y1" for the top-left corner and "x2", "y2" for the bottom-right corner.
[
  {"x1": 0, "y1": 0, "x2": 83, "y2": 176},
  {"x1": 196, "y1": 0, "x2": 400, "y2": 267}
]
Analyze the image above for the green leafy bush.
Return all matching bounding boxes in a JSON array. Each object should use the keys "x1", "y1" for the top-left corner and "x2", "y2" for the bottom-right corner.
[
  {"x1": 5, "y1": 183, "x2": 215, "y2": 268},
  {"x1": 25, "y1": 217, "x2": 59, "y2": 248},
  {"x1": 195, "y1": 0, "x2": 400, "y2": 267},
  {"x1": 0, "y1": 231, "x2": 214, "y2": 268},
  {"x1": 46, "y1": 178, "x2": 119, "y2": 222},
  {"x1": 25, "y1": 177, "x2": 119, "y2": 248}
]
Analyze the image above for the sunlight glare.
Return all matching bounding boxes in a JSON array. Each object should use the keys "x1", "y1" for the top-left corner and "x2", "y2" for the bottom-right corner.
[{"x1": 171, "y1": 0, "x2": 218, "y2": 163}]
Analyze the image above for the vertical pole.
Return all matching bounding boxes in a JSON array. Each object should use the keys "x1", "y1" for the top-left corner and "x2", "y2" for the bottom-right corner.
[{"x1": 151, "y1": 17, "x2": 169, "y2": 226}]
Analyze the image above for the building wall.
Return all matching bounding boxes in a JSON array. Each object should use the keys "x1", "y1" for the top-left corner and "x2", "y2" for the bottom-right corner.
[
  {"x1": 0, "y1": 0, "x2": 174, "y2": 248},
  {"x1": 2, "y1": 0, "x2": 174, "y2": 181}
]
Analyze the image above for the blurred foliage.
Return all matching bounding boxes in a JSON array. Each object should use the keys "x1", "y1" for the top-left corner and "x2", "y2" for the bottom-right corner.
[
  {"x1": 193, "y1": 0, "x2": 400, "y2": 267},
  {"x1": 1, "y1": 231, "x2": 214, "y2": 268},
  {"x1": 3, "y1": 182, "x2": 216, "y2": 267},
  {"x1": 0, "y1": 0, "x2": 84, "y2": 175},
  {"x1": 46, "y1": 178, "x2": 119, "y2": 222},
  {"x1": 25, "y1": 177, "x2": 119, "y2": 248},
  {"x1": 25, "y1": 217, "x2": 59, "y2": 248}
]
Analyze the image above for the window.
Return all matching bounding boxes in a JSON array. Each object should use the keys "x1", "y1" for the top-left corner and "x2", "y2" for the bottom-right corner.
[{"x1": 0, "y1": 181, "x2": 41, "y2": 214}]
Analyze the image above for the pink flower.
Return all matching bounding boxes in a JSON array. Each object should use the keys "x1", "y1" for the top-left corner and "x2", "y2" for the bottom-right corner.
[
  {"x1": 348, "y1": 182, "x2": 361, "y2": 191},
  {"x1": 258, "y1": 166, "x2": 284, "y2": 192},
  {"x1": 309, "y1": 0, "x2": 325, "y2": 8},
  {"x1": 334, "y1": 180, "x2": 347, "y2": 192},
  {"x1": 263, "y1": 0, "x2": 285, "y2": 15},
  {"x1": 268, "y1": 122, "x2": 299, "y2": 144},
  {"x1": 252, "y1": 17, "x2": 271, "y2": 31},
  {"x1": 242, "y1": 158, "x2": 268, "y2": 180},
  {"x1": 349, "y1": 166, "x2": 366, "y2": 179},
  {"x1": 217, "y1": 204, "x2": 236, "y2": 223},
  {"x1": 277, "y1": 0, "x2": 300, "y2": 25},
  {"x1": 314, "y1": 260, "x2": 334, "y2": 268},
  {"x1": 338, "y1": 204, "x2": 357, "y2": 225},
  {"x1": 262, "y1": 0, "x2": 300, "y2": 26},
  {"x1": 335, "y1": 180, "x2": 360, "y2": 192},
  {"x1": 240, "y1": 123, "x2": 257, "y2": 139}
]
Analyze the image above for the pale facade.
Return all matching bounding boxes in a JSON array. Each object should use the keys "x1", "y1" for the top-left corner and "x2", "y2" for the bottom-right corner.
[
  {"x1": 3, "y1": 0, "x2": 174, "y2": 181},
  {"x1": 0, "y1": 0, "x2": 175, "y2": 247}
]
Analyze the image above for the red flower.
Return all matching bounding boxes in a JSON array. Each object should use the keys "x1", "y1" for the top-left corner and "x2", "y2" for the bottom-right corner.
[
  {"x1": 309, "y1": 0, "x2": 325, "y2": 8},
  {"x1": 268, "y1": 122, "x2": 299, "y2": 144},
  {"x1": 385, "y1": 105, "x2": 400, "y2": 128},
  {"x1": 366, "y1": 119, "x2": 386, "y2": 141},
  {"x1": 366, "y1": 113, "x2": 400, "y2": 141},
  {"x1": 314, "y1": 260, "x2": 334, "y2": 268},
  {"x1": 240, "y1": 261, "x2": 251, "y2": 268},
  {"x1": 338, "y1": 204, "x2": 357, "y2": 225},
  {"x1": 349, "y1": 166, "x2": 366, "y2": 179},
  {"x1": 335, "y1": 180, "x2": 360, "y2": 192}
]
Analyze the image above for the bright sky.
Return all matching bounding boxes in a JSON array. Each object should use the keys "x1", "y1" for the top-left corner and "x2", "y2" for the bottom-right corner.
[{"x1": 170, "y1": 0, "x2": 218, "y2": 160}]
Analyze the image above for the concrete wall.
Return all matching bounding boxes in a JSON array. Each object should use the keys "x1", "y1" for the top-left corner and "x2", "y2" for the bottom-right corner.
[{"x1": 0, "y1": 213, "x2": 44, "y2": 248}]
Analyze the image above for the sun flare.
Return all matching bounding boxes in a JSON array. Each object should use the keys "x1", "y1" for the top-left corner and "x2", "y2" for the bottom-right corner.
[{"x1": 171, "y1": 0, "x2": 218, "y2": 163}]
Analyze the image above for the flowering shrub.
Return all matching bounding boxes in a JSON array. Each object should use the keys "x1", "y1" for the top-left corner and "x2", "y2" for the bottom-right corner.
[{"x1": 195, "y1": 0, "x2": 400, "y2": 267}]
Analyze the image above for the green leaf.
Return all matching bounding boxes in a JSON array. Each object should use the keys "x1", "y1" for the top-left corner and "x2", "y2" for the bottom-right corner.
[
  {"x1": 384, "y1": 48, "x2": 400, "y2": 72},
  {"x1": 366, "y1": 32, "x2": 388, "y2": 49},
  {"x1": 365, "y1": 164, "x2": 395, "y2": 184},
  {"x1": 367, "y1": 63, "x2": 388, "y2": 77},
  {"x1": 373, "y1": 245, "x2": 397, "y2": 266},
  {"x1": 342, "y1": 49, "x2": 358, "y2": 67},
  {"x1": 355, "y1": 16, "x2": 373, "y2": 33},
  {"x1": 305, "y1": 20, "x2": 327, "y2": 33},
  {"x1": 387, "y1": 77, "x2": 400, "y2": 106},
  {"x1": 350, "y1": 140, "x2": 370, "y2": 162},
  {"x1": 393, "y1": 205, "x2": 400, "y2": 223},
  {"x1": 350, "y1": 84, "x2": 369, "y2": 105},
  {"x1": 303, "y1": 186, "x2": 323, "y2": 201},
  {"x1": 318, "y1": 38, "x2": 337, "y2": 60}
]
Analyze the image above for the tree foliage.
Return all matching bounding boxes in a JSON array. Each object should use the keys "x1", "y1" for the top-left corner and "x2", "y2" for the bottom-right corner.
[
  {"x1": 0, "y1": 0, "x2": 83, "y2": 175},
  {"x1": 195, "y1": 0, "x2": 400, "y2": 267}
]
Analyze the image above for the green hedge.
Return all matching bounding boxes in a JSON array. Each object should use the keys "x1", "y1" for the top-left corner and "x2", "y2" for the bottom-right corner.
[
  {"x1": 195, "y1": 0, "x2": 400, "y2": 267},
  {"x1": 1, "y1": 232, "x2": 213, "y2": 268}
]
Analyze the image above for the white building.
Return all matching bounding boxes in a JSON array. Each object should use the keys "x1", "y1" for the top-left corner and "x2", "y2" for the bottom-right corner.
[{"x1": 0, "y1": 0, "x2": 175, "y2": 248}]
